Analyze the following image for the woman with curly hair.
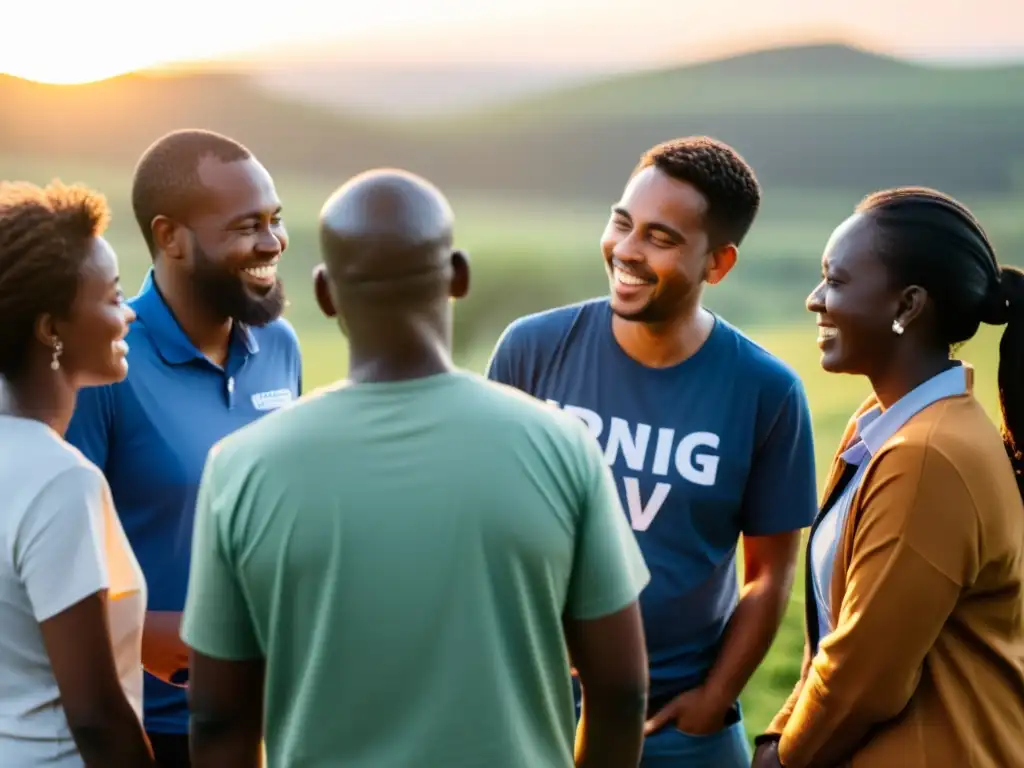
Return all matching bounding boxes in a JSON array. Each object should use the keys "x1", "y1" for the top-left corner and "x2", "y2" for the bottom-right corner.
[{"x1": 0, "y1": 180, "x2": 154, "y2": 766}]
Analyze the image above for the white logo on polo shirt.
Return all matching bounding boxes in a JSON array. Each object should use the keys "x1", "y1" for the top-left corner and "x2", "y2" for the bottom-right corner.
[{"x1": 251, "y1": 389, "x2": 294, "y2": 411}]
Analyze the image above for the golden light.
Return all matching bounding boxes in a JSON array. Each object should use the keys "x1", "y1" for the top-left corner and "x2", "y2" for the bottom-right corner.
[
  {"x1": 0, "y1": 0, "x2": 566, "y2": 87},
  {"x1": 1, "y1": 36, "x2": 208, "y2": 86},
  {"x1": 2, "y1": 62, "x2": 149, "y2": 86},
  {"x1": 1, "y1": 2, "x2": 278, "y2": 87}
]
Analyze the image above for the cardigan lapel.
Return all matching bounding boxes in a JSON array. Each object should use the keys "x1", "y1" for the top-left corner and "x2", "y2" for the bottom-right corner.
[
  {"x1": 820, "y1": 395, "x2": 877, "y2": 508},
  {"x1": 804, "y1": 394, "x2": 879, "y2": 653},
  {"x1": 828, "y1": 365, "x2": 977, "y2": 631}
]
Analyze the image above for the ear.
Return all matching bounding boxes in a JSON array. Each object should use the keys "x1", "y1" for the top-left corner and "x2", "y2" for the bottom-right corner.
[
  {"x1": 704, "y1": 243, "x2": 737, "y2": 285},
  {"x1": 33, "y1": 313, "x2": 58, "y2": 349},
  {"x1": 894, "y1": 284, "x2": 929, "y2": 331},
  {"x1": 151, "y1": 215, "x2": 185, "y2": 260},
  {"x1": 449, "y1": 249, "x2": 470, "y2": 300},
  {"x1": 312, "y1": 264, "x2": 337, "y2": 319}
]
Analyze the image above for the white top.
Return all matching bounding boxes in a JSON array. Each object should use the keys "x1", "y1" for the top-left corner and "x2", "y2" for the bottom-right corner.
[{"x1": 0, "y1": 414, "x2": 147, "y2": 766}]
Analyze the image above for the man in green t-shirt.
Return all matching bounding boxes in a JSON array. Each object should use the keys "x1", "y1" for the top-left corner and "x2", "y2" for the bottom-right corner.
[{"x1": 180, "y1": 168, "x2": 651, "y2": 767}]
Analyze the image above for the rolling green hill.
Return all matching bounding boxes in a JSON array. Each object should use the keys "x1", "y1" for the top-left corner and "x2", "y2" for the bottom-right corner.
[
  {"x1": 0, "y1": 71, "x2": 399, "y2": 174},
  {"x1": 458, "y1": 44, "x2": 1024, "y2": 117},
  {"x1": 3, "y1": 44, "x2": 1024, "y2": 201},
  {"x1": 4, "y1": 43, "x2": 1024, "y2": 341}
]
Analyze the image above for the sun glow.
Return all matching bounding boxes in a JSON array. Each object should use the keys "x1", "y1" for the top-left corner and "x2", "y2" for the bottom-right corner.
[
  {"x1": 1, "y1": 24, "x2": 234, "y2": 86},
  {"x1": 2, "y1": 2, "x2": 331, "y2": 86},
  {"x1": 4, "y1": 60, "x2": 159, "y2": 86},
  {"x1": 1, "y1": 0, "x2": 618, "y2": 86}
]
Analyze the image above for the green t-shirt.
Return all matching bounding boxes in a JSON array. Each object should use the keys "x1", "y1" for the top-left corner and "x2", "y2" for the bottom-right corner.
[{"x1": 181, "y1": 370, "x2": 649, "y2": 767}]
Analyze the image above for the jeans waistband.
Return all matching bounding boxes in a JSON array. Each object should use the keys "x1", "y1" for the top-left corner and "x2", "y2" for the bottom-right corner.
[{"x1": 645, "y1": 690, "x2": 742, "y2": 725}]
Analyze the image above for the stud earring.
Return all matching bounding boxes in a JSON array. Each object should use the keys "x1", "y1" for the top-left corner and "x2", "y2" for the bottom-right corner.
[
  {"x1": 50, "y1": 338, "x2": 63, "y2": 371},
  {"x1": 892, "y1": 320, "x2": 905, "y2": 336}
]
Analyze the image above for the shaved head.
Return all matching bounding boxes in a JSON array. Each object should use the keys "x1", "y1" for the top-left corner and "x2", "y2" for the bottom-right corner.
[
  {"x1": 313, "y1": 169, "x2": 470, "y2": 383},
  {"x1": 319, "y1": 169, "x2": 455, "y2": 291}
]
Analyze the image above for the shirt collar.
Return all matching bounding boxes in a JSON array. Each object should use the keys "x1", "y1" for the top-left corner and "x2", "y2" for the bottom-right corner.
[
  {"x1": 131, "y1": 268, "x2": 259, "y2": 366},
  {"x1": 841, "y1": 363, "x2": 969, "y2": 466}
]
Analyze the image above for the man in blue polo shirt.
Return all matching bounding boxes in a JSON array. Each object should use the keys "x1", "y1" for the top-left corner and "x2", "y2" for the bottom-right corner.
[
  {"x1": 66, "y1": 129, "x2": 302, "y2": 768},
  {"x1": 486, "y1": 137, "x2": 817, "y2": 767}
]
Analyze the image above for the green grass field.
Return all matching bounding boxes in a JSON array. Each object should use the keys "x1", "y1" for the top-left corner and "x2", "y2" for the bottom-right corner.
[{"x1": 2, "y1": 153, "x2": 1015, "y2": 743}]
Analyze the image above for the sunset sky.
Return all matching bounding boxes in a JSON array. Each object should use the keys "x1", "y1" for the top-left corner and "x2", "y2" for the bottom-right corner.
[{"x1": 4, "y1": 0, "x2": 1023, "y2": 85}]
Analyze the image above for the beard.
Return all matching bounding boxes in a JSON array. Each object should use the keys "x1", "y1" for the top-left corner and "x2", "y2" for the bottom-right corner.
[
  {"x1": 607, "y1": 273, "x2": 691, "y2": 325},
  {"x1": 190, "y1": 240, "x2": 287, "y2": 328},
  {"x1": 610, "y1": 297, "x2": 675, "y2": 324}
]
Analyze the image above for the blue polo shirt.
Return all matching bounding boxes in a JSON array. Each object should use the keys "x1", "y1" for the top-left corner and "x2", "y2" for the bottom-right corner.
[
  {"x1": 486, "y1": 298, "x2": 817, "y2": 704},
  {"x1": 65, "y1": 269, "x2": 302, "y2": 734}
]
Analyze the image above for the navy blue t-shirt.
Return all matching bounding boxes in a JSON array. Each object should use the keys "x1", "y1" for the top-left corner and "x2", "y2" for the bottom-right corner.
[
  {"x1": 65, "y1": 270, "x2": 302, "y2": 734},
  {"x1": 486, "y1": 298, "x2": 816, "y2": 700}
]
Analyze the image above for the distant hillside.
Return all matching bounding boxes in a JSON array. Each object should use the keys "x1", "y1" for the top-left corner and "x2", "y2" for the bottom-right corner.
[
  {"x1": 463, "y1": 43, "x2": 1023, "y2": 117},
  {"x1": 0, "y1": 71, "x2": 399, "y2": 174},
  {"x1": 2, "y1": 43, "x2": 1024, "y2": 198},
  {"x1": 254, "y1": 62, "x2": 606, "y2": 116}
]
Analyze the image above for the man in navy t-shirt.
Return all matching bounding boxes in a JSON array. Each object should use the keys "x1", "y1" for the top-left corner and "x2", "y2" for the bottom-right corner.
[
  {"x1": 66, "y1": 129, "x2": 302, "y2": 767},
  {"x1": 487, "y1": 136, "x2": 817, "y2": 767}
]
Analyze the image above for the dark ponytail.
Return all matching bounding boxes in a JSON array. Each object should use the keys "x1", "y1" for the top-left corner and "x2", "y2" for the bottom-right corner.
[
  {"x1": 990, "y1": 266, "x2": 1024, "y2": 494},
  {"x1": 858, "y1": 186, "x2": 1024, "y2": 500}
]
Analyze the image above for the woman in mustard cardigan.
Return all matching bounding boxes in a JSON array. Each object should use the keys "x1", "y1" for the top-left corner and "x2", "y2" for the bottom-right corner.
[{"x1": 753, "y1": 187, "x2": 1024, "y2": 768}]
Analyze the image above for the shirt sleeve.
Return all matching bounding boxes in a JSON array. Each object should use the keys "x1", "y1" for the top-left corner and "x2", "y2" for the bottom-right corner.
[
  {"x1": 64, "y1": 384, "x2": 115, "y2": 471},
  {"x1": 14, "y1": 466, "x2": 110, "y2": 622},
  {"x1": 778, "y1": 443, "x2": 979, "y2": 768},
  {"x1": 484, "y1": 322, "x2": 523, "y2": 388},
  {"x1": 180, "y1": 445, "x2": 263, "y2": 660},
  {"x1": 564, "y1": 419, "x2": 651, "y2": 620},
  {"x1": 740, "y1": 379, "x2": 818, "y2": 536}
]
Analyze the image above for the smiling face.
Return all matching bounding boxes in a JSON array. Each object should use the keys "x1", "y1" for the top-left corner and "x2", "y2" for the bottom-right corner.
[
  {"x1": 183, "y1": 155, "x2": 289, "y2": 326},
  {"x1": 600, "y1": 165, "x2": 735, "y2": 324},
  {"x1": 52, "y1": 236, "x2": 135, "y2": 387},
  {"x1": 806, "y1": 212, "x2": 905, "y2": 376}
]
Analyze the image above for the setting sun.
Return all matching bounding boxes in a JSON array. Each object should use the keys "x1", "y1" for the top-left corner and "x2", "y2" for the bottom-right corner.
[
  {"x1": 1, "y1": 25, "x2": 219, "y2": 86},
  {"x1": 1, "y1": 0, "x2": 606, "y2": 86},
  {"x1": 4, "y1": 60, "x2": 157, "y2": 86},
  {"x1": 2, "y1": 1, "x2": 332, "y2": 86}
]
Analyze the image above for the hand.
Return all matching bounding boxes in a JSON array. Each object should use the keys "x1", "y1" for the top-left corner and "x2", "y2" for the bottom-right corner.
[
  {"x1": 141, "y1": 610, "x2": 189, "y2": 686},
  {"x1": 751, "y1": 741, "x2": 783, "y2": 767},
  {"x1": 643, "y1": 686, "x2": 729, "y2": 737}
]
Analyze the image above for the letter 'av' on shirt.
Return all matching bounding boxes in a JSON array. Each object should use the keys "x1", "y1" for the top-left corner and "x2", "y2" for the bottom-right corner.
[
  {"x1": 182, "y1": 370, "x2": 650, "y2": 768},
  {"x1": 0, "y1": 415, "x2": 146, "y2": 767}
]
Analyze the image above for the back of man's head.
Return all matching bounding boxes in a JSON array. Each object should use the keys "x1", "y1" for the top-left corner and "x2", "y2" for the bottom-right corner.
[
  {"x1": 315, "y1": 168, "x2": 467, "y2": 315},
  {"x1": 132, "y1": 129, "x2": 252, "y2": 255}
]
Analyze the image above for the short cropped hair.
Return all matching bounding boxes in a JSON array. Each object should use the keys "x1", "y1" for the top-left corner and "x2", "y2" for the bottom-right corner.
[
  {"x1": 0, "y1": 180, "x2": 110, "y2": 378},
  {"x1": 131, "y1": 129, "x2": 252, "y2": 254},
  {"x1": 634, "y1": 136, "x2": 761, "y2": 248}
]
